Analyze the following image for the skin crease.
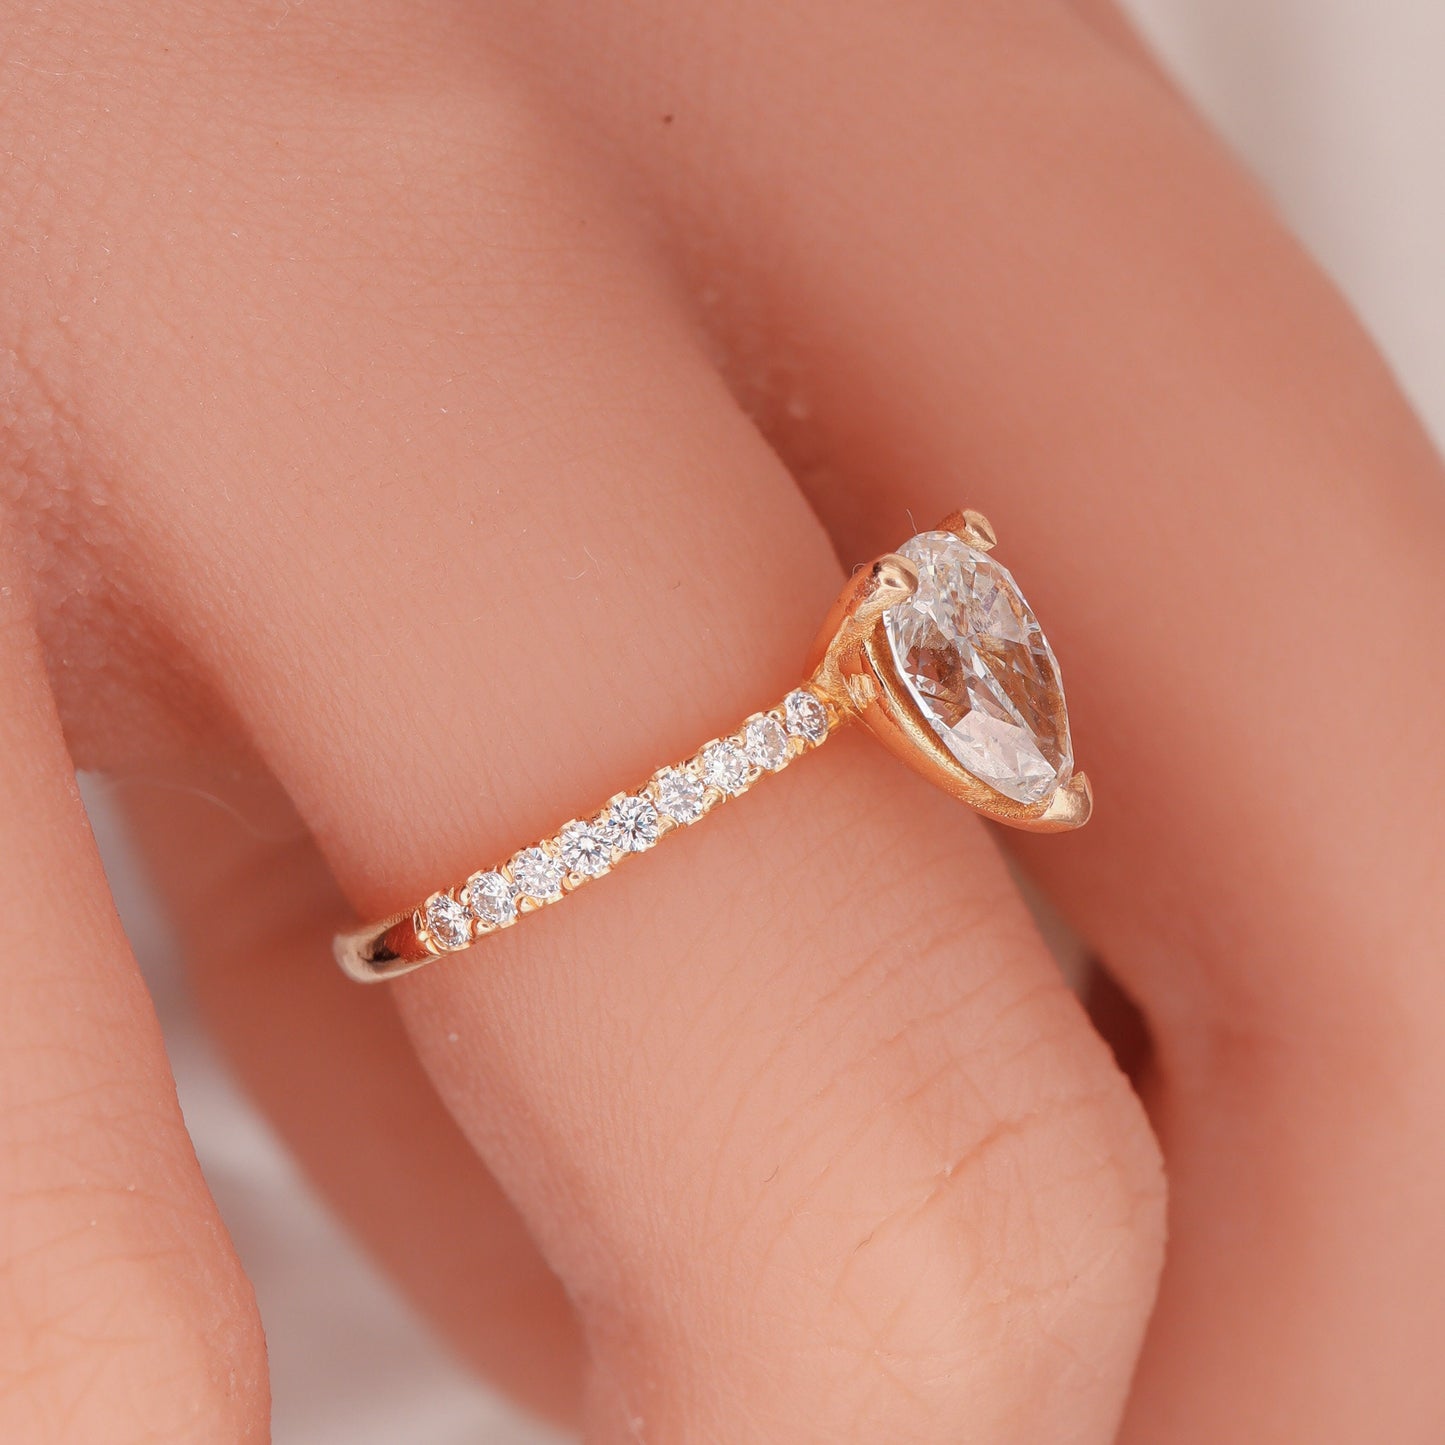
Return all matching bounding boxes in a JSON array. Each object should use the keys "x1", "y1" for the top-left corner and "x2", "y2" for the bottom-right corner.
[{"x1": 0, "y1": 4, "x2": 1441, "y2": 1445}]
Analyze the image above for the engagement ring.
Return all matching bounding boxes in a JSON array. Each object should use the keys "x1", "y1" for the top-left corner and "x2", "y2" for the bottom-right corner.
[{"x1": 334, "y1": 510, "x2": 1090, "y2": 982}]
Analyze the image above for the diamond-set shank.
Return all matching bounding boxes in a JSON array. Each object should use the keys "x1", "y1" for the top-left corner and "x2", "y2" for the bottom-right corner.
[
  {"x1": 333, "y1": 687, "x2": 837, "y2": 982},
  {"x1": 335, "y1": 510, "x2": 1092, "y2": 985}
]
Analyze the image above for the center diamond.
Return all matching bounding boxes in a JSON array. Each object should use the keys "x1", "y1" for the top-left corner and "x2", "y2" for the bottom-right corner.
[{"x1": 884, "y1": 530, "x2": 1072, "y2": 805}]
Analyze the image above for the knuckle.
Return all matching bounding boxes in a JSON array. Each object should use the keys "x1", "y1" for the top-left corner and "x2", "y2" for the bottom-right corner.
[
  {"x1": 615, "y1": 822, "x2": 1167, "y2": 1437},
  {"x1": 803, "y1": 1009, "x2": 1163, "y2": 1430}
]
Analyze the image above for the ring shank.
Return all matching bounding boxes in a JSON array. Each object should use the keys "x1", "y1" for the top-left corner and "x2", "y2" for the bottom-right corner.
[
  {"x1": 334, "y1": 912, "x2": 433, "y2": 983},
  {"x1": 331, "y1": 683, "x2": 840, "y2": 983}
]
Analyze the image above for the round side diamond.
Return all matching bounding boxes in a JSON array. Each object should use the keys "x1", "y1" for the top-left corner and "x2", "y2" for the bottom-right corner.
[
  {"x1": 559, "y1": 819, "x2": 614, "y2": 878},
  {"x1": 784, "y1": 688, "x2": 829, "y2": 744},
  {"x1": 609, "y1": 793, "x2": 659, "y2": 852},
  {"x1": 654, "y1": 767, "x2": 705, "y2": 824},
  {"x1": 423, "y1": 892, "x2": 472, "y2": 951},
  {"x1": 465, "y1": 870, "x2": 516, "y2": 927},
  {"x1": 743, "y1": 715, "x2": 790, "y2": 771},
  {"x1": 511, "y1": 846, "x2": 565, "y2": 901},
  {"x1": 701, "y1": 740, "x2": 751, "y2": 794}
]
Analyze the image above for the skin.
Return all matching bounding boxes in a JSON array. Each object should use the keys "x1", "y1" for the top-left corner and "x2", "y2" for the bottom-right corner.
[{"x1": 1, "y1": 0, "x2": 1443, "y2": 1440}]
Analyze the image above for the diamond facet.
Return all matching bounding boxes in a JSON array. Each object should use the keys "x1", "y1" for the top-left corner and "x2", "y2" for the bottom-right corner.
[
  {"x1": 511, "y1": 846, "x2": 565, "y2": 901},
  {"x1": 884, "y1": 529, "x2": 1072, "y2": 805},
  {"x1": 466, "y1": 870, "x2": 516, "y2": 927},
  {"x1": 654, "y1": 767, "x2": 705, "y2": 824},
  {"x1": 701, "y1": 740, "x2": 751, "y2": 794},
  {"x1": 743, "y1": 715, "x2": 790, "y2": 771},
  {"x1": 424, "y1": 892, "x2": 472, "y2": 950},
  {"x1": 559, "y1": 819, "x2": 614, "y2": 878},
  {"x1": 784, "y1": 688, "x2": 828, "y2": 744},
  {"x1": 609, "y1": 793, "x2": 660, "y2": 852}
]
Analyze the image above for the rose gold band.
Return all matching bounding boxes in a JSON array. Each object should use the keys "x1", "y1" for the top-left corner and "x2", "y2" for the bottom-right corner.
[
  {"x1": 333, "y1": 684, "x2": 841, "y2": 983},
  {"x1": 333, "y1": 508, "x2": 1092, "y2": 985}
]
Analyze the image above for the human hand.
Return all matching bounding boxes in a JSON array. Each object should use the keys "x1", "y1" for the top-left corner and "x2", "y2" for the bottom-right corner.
[{"x1": 2, "y1": 2, "x2": 1443, "y2": 1440}]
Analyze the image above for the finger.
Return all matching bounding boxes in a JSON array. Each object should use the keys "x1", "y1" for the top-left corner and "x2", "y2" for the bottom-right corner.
[
  {"x1": 0, "y1": 564, "x2": 267, "y2": 1442},
  {"x1": 113, "y1": 773, "x2": 584, "y2": 1425},
  {"x1": 5, "y1": 12, "x2": 1165, "y2": 1439},
  {"x1": 489, "y1": 2, "x2": 1445, "y2": 1437}
]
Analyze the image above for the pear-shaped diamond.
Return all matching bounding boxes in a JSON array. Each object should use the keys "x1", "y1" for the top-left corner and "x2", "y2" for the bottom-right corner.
[{"x1": 884, "y1": 530, "x2": 1072, "y2": 804}]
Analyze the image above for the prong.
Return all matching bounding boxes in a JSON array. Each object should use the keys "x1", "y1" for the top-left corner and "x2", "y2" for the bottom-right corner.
[
  {"x1": 807, "y1": 551, "x2": 921, "y2": 709},
  {"x1": 1033, "y1": 772, "x2": 1092, "y2": 831},
  {"x1": 849, "y1": 553, "x2": 919, "y2": 626},
  {"x1": 939, "y1": 509, "x2": 997, "y2": 551}
]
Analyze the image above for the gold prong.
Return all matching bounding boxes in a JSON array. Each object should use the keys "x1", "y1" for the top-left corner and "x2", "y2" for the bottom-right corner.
[
  {"x1": 1031, "y1": 772, "x2": 1092, "y2": 832},
  {"x1": 807, "y1": 554, "x2": 918, "y2": 715},
  {"x1": 940, "y1": 509, "x2": 997, "y2": 551},
  {"x1": 849, "y1": 553, "x2": 919, "y2": 626}
]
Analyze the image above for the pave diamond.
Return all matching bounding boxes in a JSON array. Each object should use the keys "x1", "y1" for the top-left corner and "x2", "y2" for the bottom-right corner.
[
  {"x1": 743, "y1": 715, "x2": 790, "y2": 771},
  {"x1": 511, "y1": 846, "x2": 565, "y2": 901},
  {"x1": 465, "y1": 870, "x2": 516, "y2": 927},
  {"x1": 423, "y1": 892, "x2": 472, "y2": 950},
  {"x1": 885, "y1": 529, "x2": 1071, "y2": 804},
  {"x1": 609, "y1": 793, "x2": 659, "y2": 852},
  {"x1": 654, "y1": 767, "x2": 705, "y2": 824},
  {"x1": 559, "y1": 819, "x2": 614, "y2": 878},
  {"x1": 784, "y1": 689, "x2": 828, "y2": 744},
  {"x1": 701, "y1": 740, "x2": 751, "y2": 794}
]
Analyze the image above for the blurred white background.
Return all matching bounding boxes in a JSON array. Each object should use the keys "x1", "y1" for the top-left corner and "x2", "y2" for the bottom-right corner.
[
  {"x1": 94, "y1": 3, "x2": 1445, "y2": 1441},
  {"x1": 1127, "y1": 0, "x2": 1444, "y2": 445}
]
